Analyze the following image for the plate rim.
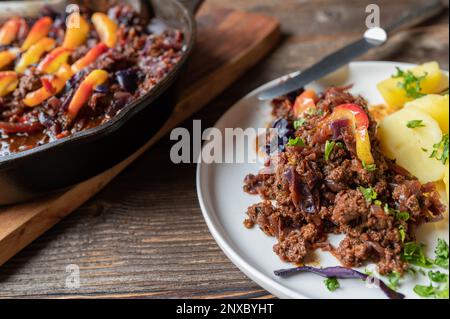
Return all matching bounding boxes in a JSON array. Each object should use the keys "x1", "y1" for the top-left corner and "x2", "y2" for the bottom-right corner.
[{"x1": 196, "y1": 60, "x2": 448, "y2": 299}]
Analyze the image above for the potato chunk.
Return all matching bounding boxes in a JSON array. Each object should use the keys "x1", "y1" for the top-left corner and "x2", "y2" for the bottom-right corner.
[
  {"x1": 378, "y1": 107, "x2": 445, "y2": 183},
  {"x1": 377, "y1": 62, "x2": 449, "y2": 109},
  {"x1": 406, "y1": 94, "x2": 449, "y2": 134}
]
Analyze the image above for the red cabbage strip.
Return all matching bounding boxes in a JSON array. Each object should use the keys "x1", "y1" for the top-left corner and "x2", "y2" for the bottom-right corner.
[
  {"x1": 274, "y1": 266, "x2": 405, "y2": 299},
  {"x1": 0, "y1": 121, "x2": 43, "y2": 134}
]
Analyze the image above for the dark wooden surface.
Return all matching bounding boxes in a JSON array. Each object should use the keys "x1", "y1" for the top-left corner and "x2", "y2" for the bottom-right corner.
[{"x1": 0, "y1": 0, "x2": 448, "y2": 298}]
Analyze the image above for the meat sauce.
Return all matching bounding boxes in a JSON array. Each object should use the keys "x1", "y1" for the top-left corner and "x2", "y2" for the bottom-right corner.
[
  {"x1": 243, "y1": 87, "x2": 446, "y2": 275},
  {"x1": 0, "y1": 4, "x2": 184, "y2": 156}
]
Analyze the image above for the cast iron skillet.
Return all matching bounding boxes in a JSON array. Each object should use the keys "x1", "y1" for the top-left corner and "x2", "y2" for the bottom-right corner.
[{"x1": 0, "y1": 0, "x2": 203, "y2": 205}]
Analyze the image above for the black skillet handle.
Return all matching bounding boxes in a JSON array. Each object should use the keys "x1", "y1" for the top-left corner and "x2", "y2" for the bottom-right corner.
[{"x1": 178, "y1": 0, "x2": 204, "y2": 15}]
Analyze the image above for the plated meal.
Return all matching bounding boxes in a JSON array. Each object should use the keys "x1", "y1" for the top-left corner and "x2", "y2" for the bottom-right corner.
[
  {"x1": 243, "y1": 61, "x2": 449, "y2": 298},
  {"x1": 0, "y1": 4, "x2": 183, "y2": 156},
  {"x1": 197, "y1": 61, "x2": 449, "y2": 299}
]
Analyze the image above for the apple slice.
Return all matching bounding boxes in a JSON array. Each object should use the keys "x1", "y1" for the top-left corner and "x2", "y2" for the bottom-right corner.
[
  {"x1": 92, "y1": 13, "x2": 118, "y2": 48},
  {"x1": 63, "y1": 14, "x2": 90, "y2": 49},
  {"x1": 15, "y1": 37, "x2": 56, "y2": 73},
  {"x1": 23, "y1": 64, "x2": 74, "y2": 107},
  {"x1": 21, "y1": 16, "x2": 53, "y2": 51},
  {"x1": 37, "y1": 46, "x2": 72, "y2": 74},
  {"x1": 0, "y1": 18, "x2": 22, "y2": 46},
  {"x1": 0, "y1": 49, "x2": 19, "y2": 70},
  {"x1": 328, "y1": 103, "x2": 374, "y2": 165},
  {"x1": 293, "y1": 90, "x2": 319, "y2": 118},
  {"x1": 67, "y1": 69, "x2": 108, "y2": 119},
  {"x1": 71, "y1": 43, "x2": 109, "y2": 73},
  {"x1": 0, "y1": 71, "x2": 19, "y2": 97}
]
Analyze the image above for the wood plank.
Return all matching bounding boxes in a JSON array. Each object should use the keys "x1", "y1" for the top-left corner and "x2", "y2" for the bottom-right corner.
[{"x1": 0, "y1": 4, "x2": 280, "y2": 267}]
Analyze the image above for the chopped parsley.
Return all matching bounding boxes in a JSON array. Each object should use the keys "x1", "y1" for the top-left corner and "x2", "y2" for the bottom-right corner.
[
  {"x1": 406, "y1": 120, "x2": 426, "y2": 129},
  {"x1": 287, "y1": 136, "x2": 306, "y2": 147},
  {"x1": 387, "y1": 271, "x2": 402, "y2": 290},
  {"x1": 324, "y1": 277, "x2": 340, "y2": 292},
  {"x1": 434, "y1": 238, "x2": 449, "y2": 268},
  {"x1": 401, "y1": 242, "x2": 434, "y2": 268},
  {"x1": 430, "y1": 134, "x2": 449, "y2": 165},
  {"x1": 392, "y1": 67, "x2": 427, "y2": 99},
  {"x1": 324, "y1": 140, "x2": 336, "y2": 161},
  {"x1": 398, "y1": 225, "x2": 406, "y2": 243},
  {"x1": 358, "y1": 186, "x2": 378, "y2": 204},
  {"x1": 428, "y1": 270, "x2": 448, "y2": 283},
  {"x1": 293, "y1": 118, "x2": 306, "y2": 130},
  {"x1": 307, "y1": 108, "x2": 324, "y2": 116},
  {"x1": 364, "y1": 268, "x2": 374, "y2": 276},
  {"x1": 384, "y1": 204, "x2": 410, "y2": 221},
  {"x1": 395, "y1": 211, "x2": 410, "y2": 222},
  {"x1": 362, "y1": 160, "x2": 377, "y2": 172},
  {"x1": 414, "y1": 282, "x2": 449, "y2": 299},
  {"x1": 374, "y1": 200, "x2": 382, "y2": 206}
]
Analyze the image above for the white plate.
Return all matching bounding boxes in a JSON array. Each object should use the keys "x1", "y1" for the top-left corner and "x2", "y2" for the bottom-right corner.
[{"x1": 196, "y1": 61, "x2": 449, "y2": 299}]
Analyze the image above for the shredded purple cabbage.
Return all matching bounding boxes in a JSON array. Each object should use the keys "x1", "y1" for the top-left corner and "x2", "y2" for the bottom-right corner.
[{"x1": 274, "y1": 266, "x2": 405, "y2": 299}]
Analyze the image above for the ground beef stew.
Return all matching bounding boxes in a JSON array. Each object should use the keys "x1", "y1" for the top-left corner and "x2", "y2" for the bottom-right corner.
[
  {"x1": 0, "y1": 4, "x2": 183, "y2": 156},
  {"x1": 243, "y1": 87, "x2": 446, "y2": 275}
]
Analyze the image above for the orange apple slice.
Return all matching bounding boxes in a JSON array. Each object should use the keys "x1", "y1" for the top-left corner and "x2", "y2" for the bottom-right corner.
[
  {"x1": 0, "y1": 49, "x2": 19, "y2": 70},
  {"x1": 0, "y1": 71, "x2": 19, "y2": 97},
  {"x1": 0, "y1": 17, "x2": 22, "y2": 46},
  {"x1": 37, "y1": 46, "x2": 72, "y2": 74},
  {"x1": 21, "y1": 16, "x2": 53, "y2": 51},
  {"x1": 23, "y1": 64, "x2": 74, "y2": 107},
  {"x1": 67, "y1": 69, "x2": 108, "y2": 119},
  {"x1": 91, "y1": 13, "x2": 118, "y2": 48},
  {"x1": 15, "y1": 37, "x2": 56, "y2": 73},
  {"x1": 63, "y1": 14, "x2": 90, "y2": 49},
  {"x1": 71, "y1": 43, "x2": 109, "y2": 73}
]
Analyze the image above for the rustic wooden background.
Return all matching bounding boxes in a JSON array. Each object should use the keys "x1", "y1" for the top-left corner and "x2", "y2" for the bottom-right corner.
[{"x1": 0, "y1": 0, "x2": 448, "y2": 298}]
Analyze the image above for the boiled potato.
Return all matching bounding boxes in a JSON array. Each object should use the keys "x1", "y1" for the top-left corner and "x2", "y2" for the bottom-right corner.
[
  {"x1": 378, "y1": 107, "x2": 445, "y2": 183},
  {"x1": 444, "y1": 163, "x2": 449, "y2": 203},
  {"x1": 377, "y1": 62, "x2": 449, "y2": 109},
  {"x1": 406, "y1": 94, "x2": 449, "y2": 133}
]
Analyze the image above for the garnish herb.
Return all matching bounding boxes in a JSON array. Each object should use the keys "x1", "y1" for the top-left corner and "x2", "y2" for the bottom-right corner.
[
  {"x1": 287, "y1": 136, "x2": 306, "y2": 147},
  {"x1": 428, "y1": 270, "x2": 448, "y2": 283},
  {"x1": 392, "y1": 67, "x2": 427, "y2": 99},
  {"x1": 293, "y1": 118, "x2": 306, "y2": 130},
  {"x1": 430, "y1": 134, "x2": 449, "y2": 165},
  {"x1": 324, "y1": 140, "x2": 336, "y2": 161},
  {"x1": 324, "y1": 277, "x2": 340, "y2": 292},
  {"x1": 401, "y1": 242, "x2": 434, "y2": 268},
  {"x1": 398, "y1": 225, "x2": 406, "y2": 243},
  {"x1": 414, "y1": 282, "x2": 449, "y2": 299},
  {"x1": 307, "y1": 108, "x2": 324, "y2": 116},
  {"x1": 387, "y1": 271, "x2": 402, "y2": 291},
  {"x1": 374, "y1": 200, "x2": 382, "y2": 206},
  {"x1": 421, "y1": 148, "x2": 428, "y2": 152},
  {"x1": 358, "y1": 186, "x2": 378, "y2": 204},
  {"x1": 434, "y1": 238, "x2": 449, "y2": 268},
  {"x1": 362, "y1": 160, "x2": 377, "y2": 172},
  {"x1": 395, "y1": 211, "x2": 410, "y2": 222},
  {"x1": 406, "y1": 120, "x2": 426, "y2": 129}
]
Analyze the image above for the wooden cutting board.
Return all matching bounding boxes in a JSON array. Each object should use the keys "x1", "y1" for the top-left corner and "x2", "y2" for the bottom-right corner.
[{"x1": 0, "y1": 3, "x2": 280, "y2": 266}]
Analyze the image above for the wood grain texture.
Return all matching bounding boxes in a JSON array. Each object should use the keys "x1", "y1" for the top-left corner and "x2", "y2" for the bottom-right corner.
[{"x1": 0, "y1": 0, "x2": 448, "y2": 299}]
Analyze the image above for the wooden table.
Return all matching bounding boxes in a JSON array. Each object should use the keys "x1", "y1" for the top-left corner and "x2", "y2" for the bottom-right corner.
[{"x1": 0, "y1": 0, "x2": 448, "y2": 298}]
